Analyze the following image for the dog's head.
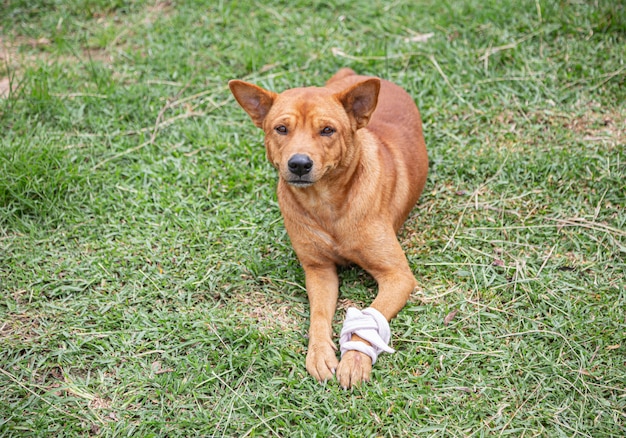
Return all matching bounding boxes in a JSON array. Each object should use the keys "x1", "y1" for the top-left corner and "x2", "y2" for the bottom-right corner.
[{"x1": 229, "y1": 78, "x2": 380, "y2": 188}]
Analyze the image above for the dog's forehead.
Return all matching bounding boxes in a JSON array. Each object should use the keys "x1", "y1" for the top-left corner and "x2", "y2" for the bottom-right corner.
[
  {"x1": 279, "y1": 86, "x2": 333, "y2": 100},
  {"x1": 271, "y1": 86, "x2": 344, "y2": 120}
]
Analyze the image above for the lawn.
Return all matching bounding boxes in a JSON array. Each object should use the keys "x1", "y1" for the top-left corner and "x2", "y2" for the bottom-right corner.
[{"x1": 1, "y1": 0, "x2": 625, "y2": 436}]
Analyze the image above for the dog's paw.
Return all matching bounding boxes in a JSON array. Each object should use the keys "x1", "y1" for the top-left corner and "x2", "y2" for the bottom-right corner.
[
  {"x1": 336, "y1": 350, "x2": 372, "y2": 389},
  {"x1": 306, "y1": 340, "x2": 339, "y2": 383}
]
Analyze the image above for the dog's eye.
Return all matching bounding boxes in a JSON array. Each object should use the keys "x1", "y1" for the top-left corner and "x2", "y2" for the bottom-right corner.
[
  {"x1": 275, "y1": 125, "x2": 288, "y2": 135},
  {"x1": 321, "y1": 126, "x2": 335, "y2": 136}
]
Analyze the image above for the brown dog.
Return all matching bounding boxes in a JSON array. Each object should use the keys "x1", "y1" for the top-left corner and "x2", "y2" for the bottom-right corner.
[{"x1": 229, "y1": 68, "x2": 428, "y2": 388}]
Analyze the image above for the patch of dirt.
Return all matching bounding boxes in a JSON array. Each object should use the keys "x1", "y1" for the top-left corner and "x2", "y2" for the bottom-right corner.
[
  {"x1": 144, "y1": 0, "x2": 174, "y2": 24},
  {"x1": 89, "y1": 396, "x2": 112, "y2": 410},
  {"x1": 233, "y1": 289, "x2": 303, "y2": 332},
  {"x1": 0, "y1": 76, "x2": 11, "y2": 98},
  {"x1": 496, "y1": 107, "x2": 625, "y2": 147},
  {"x1": 565, "y1": 109, "x2": 625, "y2": 145},
  {"x1": 0, "y1": 36, "x2": 50, "y2": 97},
  {"x1": 0, "y1": 312, "x2": 41, "y2": 341},
  {"x1": 337, "y1": 298, "x2": 366, "y2": 311},
  {"x1": 2, "y1": 34, "x2": 114, "y2": 64},
  {"x1": 0, "y1": 34, "x2": 115, "y2": 98}
]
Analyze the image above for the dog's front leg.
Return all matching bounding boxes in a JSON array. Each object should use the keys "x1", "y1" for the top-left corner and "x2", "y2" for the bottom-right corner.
[
  {"x1": 303, "y1": 263, "x2": 340, "y2": 383},
  {"x1": 336, "y1": 236, "x2": 417, "y2": 388}
]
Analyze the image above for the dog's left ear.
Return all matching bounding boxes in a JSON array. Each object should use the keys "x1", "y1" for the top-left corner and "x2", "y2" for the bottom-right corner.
[
  {"x1": 336, "y1": 78, "x2": 380, "y2": 129},
  {"x1": 229, "y1": 80, "x2": 277, "y2": 128}
]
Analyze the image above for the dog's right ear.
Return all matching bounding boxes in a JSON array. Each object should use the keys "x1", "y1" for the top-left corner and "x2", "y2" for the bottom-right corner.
[
  {"x1": 336, "y1": 78, "x2": 380, "y2": 130},
  {"x1": 228, "y1": 80, "x2": 277, "y2": 128}
]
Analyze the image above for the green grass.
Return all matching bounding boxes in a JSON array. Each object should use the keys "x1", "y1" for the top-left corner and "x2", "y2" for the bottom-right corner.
[{"x1": 1, "y1": 0, "x2": 625, "y2": 436}]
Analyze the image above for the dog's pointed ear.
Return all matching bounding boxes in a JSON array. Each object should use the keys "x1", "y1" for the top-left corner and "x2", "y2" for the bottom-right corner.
[
  {"x1": 336, "y1": 78, "x2": 380, "y2": 129},
  {"x1": 228, "y1": 80, "x2": 277, "y2": 128}
]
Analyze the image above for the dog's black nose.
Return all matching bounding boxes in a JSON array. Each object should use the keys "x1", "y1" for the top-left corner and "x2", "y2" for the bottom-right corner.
[{"x1": 288, "y1": 154, "x2": 313, "y2": 176}]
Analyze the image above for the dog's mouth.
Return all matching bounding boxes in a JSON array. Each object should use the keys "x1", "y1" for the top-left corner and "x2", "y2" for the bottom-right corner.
[{"x1": 286, "y1": 179, "x2": 314, "y2": 188}]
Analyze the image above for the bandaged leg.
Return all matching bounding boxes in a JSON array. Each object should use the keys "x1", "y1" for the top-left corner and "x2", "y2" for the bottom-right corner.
[{"x1": 339, "y1": 307, "x2": 395, "y2": 365}]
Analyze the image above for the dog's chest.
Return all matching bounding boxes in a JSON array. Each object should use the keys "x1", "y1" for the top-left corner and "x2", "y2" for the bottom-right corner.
[{"x1": 285, "y1": 201, "x2": 364, "y2": 264}]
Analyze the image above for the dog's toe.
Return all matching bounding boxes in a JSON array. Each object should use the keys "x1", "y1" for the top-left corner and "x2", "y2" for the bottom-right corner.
[
  {"x1": 336, "y1": 350, "x2": 372, "y2": 389},
  {"x1": 306, "y1": 342, "x2": 339, "y2": 383}
]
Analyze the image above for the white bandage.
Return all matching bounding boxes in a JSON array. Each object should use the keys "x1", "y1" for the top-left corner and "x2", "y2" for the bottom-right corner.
[{"x1": 339, "y1": 307, "x2": 395, "y2": 365}]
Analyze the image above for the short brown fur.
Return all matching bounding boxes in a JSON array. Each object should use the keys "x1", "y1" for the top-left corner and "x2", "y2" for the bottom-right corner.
[{"x1": 229, "y1": 68, "x2": 428, "y2": 388}]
